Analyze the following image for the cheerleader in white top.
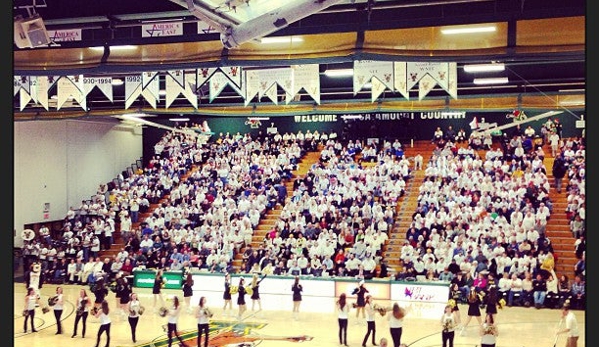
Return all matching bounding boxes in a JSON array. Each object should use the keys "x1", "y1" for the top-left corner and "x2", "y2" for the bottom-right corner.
[
  {"x1": 479, "y1": 313, "x2": 498, "y2": 347},
  {"x1": 72, "y1": 288, "x2": 90, "y2": 338},
  {"x1": 440, "y1": 304, "x2": 458, "y2": 347},
  {"x1": 386, "y1": 303, "x2": 406, "y2": 347},
  {"x1": 166, "y1": 296, "x2": 189, "y2": 347},
  {"x1": 361, "y1": 294, "x2": 377, "y2": 347},
  {"x1": 195, "y1": 296, "x2": 213, "y2": 347},
  {"x1": 52, "y1": 286, "x2": 64, "y2": 334},
  {"x1": 336, "y1": 293, "x2": 350, "y2": 346},
  {"x1": 23, "y1": 287, "x2": 41, "y2": 333},
  {"x1": 126, "y1": 292, "x2": 143, "y2": 343},
  {"x1": 92, "y1": 300, "x2": 111, "y2": 347}
]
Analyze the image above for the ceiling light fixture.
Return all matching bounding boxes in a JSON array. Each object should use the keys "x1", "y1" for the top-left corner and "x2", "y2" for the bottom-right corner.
[
  {"x1": 260, "y1": 36, "x2": 303, "y2": 44},
  {"x1": 463, "y1": 63, "x2": 505, "y2": 73},
  {"x1": 324, "y1": 69, "x2": 354, "y2": 77},
  {"x1": 441, "y1": 25, "x2": 496, "y2": 35},
  {"x1": 89, "y1": 45, "x2": 137, "y2": 51},
  {"x1": 473, "y1": 77, "x2": 509, "y2": 85},
  {"x1": 169, "y1": 117, "x2": 190, "y2": 122},
  {"x1": 558, "y1": 100, "x2": 585, "y2": 106},
  {"x1": 111, "y1": 78, "x2": 124, "y2": 86},
  {"x1": 248, "y1": 117, "x2": 270, "y2": 121},
  {"x1": 558, "y1": 88, "x2": 585, "y2": 93}
]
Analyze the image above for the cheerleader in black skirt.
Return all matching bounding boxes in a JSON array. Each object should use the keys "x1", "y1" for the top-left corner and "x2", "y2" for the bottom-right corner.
[
  {"x1": 153, "y1": 270, "x2": 166, "y2": 310},
  {"x1": 484, "y1": 286, "x2": 500, "y2": 321},
  {"x1": 222, "y1": 273, "x2": 233, "y2": 317},
  {"x1": 448, "y1": 282, "x2": 462, "y2": 328},
  {"x1": 182, "y1": 273, "x2": 194, "y2": 313},
  {"x1": 236, "y1": 277, "x2": 247, "y2": 320},
  {"x1": 460, "y1": 287, "x2": 483, "y2": 335},
  {"x1": 250, "y1": 273, "x2": 267, "y2": 313},
  {"x1": 291, "y1": 276, "x2": 303, "y2": 320},
  {"x1": 352, "y1": 280, "x2": 369, "y2": 323}
]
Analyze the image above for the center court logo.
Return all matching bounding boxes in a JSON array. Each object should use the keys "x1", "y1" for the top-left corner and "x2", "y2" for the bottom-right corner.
[{"x1": 138, "y1": 320, "x2": 313, "y2": 347}]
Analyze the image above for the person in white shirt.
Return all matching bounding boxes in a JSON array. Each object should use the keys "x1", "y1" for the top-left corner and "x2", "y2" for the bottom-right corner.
[
  {"x1": 336, "y1": 293, "x2": 350, "y2": 346},
  {"x1": 51, "y1": 286, "x2": 65, "y2": 334},
  {"x1": 195, "y1": 296, "x2": 212, "y2": 347},
  {"x1": 479, "y1": 313, "x2": 498, "y2": 347},
  {"x1": 166, "y1": 296, "x2": 188, "y2": 347},
  {"x1": 556, "y1": 302, "x2": 579, "y2": 347},
  {"x1": 92, "y1": 300, "x2": 112, "y2": 347},
  {"x1": 362, "y1": 294, "x2": 379, "y2": 347},
  {"x1": 387, "y1": 302, "x2": 406, "y2": 347}
]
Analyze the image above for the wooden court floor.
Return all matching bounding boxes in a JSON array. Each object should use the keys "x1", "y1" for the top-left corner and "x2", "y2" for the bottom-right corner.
[{"x1": 14, "y1": 283, "x2": 586, "y2": 347}]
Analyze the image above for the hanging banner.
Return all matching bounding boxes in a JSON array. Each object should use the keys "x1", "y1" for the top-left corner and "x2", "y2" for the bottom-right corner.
[
  {"x1": 429, "y1": 63, "x2": 449, "y2": 91},
  {"x1": 418, "y1": 74, "x2": 437, "y2": 100},
  {"x1": 142, "y1": 72, "x2": 160, "y2": 108},
  {"x1": 35, "y1": 76, "x2": 58, "y2": 111},
  {"x1": 197, "y1": 21, "x2": 217, "y2": 35},
  {"x1": 27, "y1": 76, "x2": 39, "y2": 105},
  {"x1": 393, "y1": 62, "x2": 409, "y2": 100},
  {"x1": 263, "y1": 84, "x2": 278, "y2": 105},
  {"x1": 371, "y1": 77, "x2": 387, "y2": 103},
  {"x1": 57, "y1": 75, "x2": 86, "y2": 111},
  {"x1": 209, "y1": 71, "x2": 233, "y2": 103},
  {"x1": 142, "y1": 71, "x2": 159, "y2": 91},
  {"x1": 353, "y1": 60, "x2": 394, "y2": 96},
  {"x1": 220, "y1": 66, "x2": 243, "y2": 89},
  {"x1": 14, "y1": 76, "x2": 30, "y2": 96},
  {"x1": 125, "y1": 75, "x2": 142, "y2": 109},
  {"x1": 83, "y1": 76, "x2": 113, "y2": 102},
  {"x1": 141, "y1": 21, "x2": 183, "y2": 38},
  {"x1": 287, "y1": 64, "x2": 320, "y2": 104},
  {"x1": 19, "y1": 89, "x2": 32, "y2": 111},
  {"x1": 447, "y1": 62, "x2": 458, "y2": 99},
  {"x1": 244, "y1": 70, "x2": 260, "y2": 106},
  {"x1": 165, "y1": 70, "x2": 198, "y2": 109},
  {"x1": 196, "y1": 67, "x2": 217, "y2": 91},
  {"x1": 48, "y1": 28, "x2": 82, "y2": 43}
]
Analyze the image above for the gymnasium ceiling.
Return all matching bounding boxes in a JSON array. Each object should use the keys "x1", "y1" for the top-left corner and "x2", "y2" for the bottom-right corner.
[{"x1": 13, "y1": 0, "x2": 586, "y2": 121}]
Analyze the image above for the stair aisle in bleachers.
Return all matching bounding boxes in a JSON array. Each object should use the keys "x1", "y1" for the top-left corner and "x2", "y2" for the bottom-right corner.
[
  {"x1": 232, "y1": 149, "x2": 322, "y2": 272},
  {"x1": 383, "y1": 141, "x2": 437, "y2": 274}
]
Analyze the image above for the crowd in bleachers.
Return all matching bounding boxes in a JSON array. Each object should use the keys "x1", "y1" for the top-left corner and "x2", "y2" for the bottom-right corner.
[
  {"x1": 396, "y1": 122, "x2": 585, "y2": 310},
  {"x1": 20, "y1": 119, "x2": 584, "y2": 311}
]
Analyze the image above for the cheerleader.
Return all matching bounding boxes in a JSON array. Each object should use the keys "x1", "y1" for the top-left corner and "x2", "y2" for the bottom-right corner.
[
  {"x1": 72, "y1": 288, "x2": 90, "y2": 338},
  {"x1": 53, "y1": 286, "x2": 64, "y2": 334},
  {"x1": 182, "y1": 272, "x2": 194, "y2": 313},
  {"x1": 291, "y1": 276, "x2": 303, "y2": 320},
  {"x1": 440, "y1": 304, "x2": 458, "y2": 347},
  {"x1": 222, "y1": 273, "x2": 233, "y2": 317},
  {"x1": 92, "y1": 300, "x2": 111, "y2": 347},
  {"x1": 236, "y1": 277, "x2": 247, "y2": 320},
  {"x1": 479, "y1": 313, "x2": 498, "y2": 347},
  {"x1": 117, "y1": 276, "x2": 132, "y2": 320},
  {"x1": 484, "y1": 286, "x2": 500, "y2": 322},
  {"x1": 448, "y1": 283, "x2": 462, "y2": 327},
  {"x1": 93, "y1": 277, "x2": 109, "y2": 313},
  {"x1": 387, "y1": 303, "x2": 406, "y2": 347},
  {"x1": 337, "y1": 293, "x2": 349, "y2": 346},
  {"x1": 361, "y1": 294, "x2": 377, "y2": 347},
  {"x1": 195, "y1": 296, "x2": 212, "y2": 347},
  {"x1": 166, "y1": 296, "x2": 189, "y2": 347},
  {"x1": 460, "y1": 287, "x2": 483, "y2": 336},
  {"x1": 352, "y1": 280, "x2": 369, "y2": 323},
  {"x1": 153, "y1": 269, "x2": 166, "y2": 310},
  {"x1": 250, "y1": 273, "x2": 266, "y2": 313},
  {"x1": 126, "y1": 293, "x2": 142, "y2": 343},
  {"x1": 23, "y1": 287, "x2": 41, "y2": 333}
]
